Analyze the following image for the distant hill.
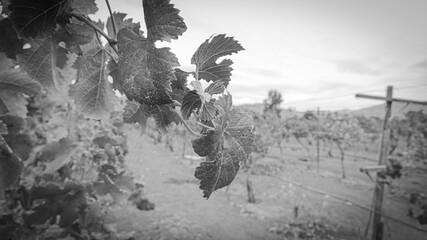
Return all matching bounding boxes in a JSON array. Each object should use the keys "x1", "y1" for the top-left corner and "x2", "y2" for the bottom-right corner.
[
  {"x1": 236, "y1": 103, "x2": 264, "y2": 114},
  {"x1": 353, "y1": 102, "x2": 427, "y2": 118},
  {"x1": 236, "y1": 103, "x2": 303, "y2": 118},
  {"x1": 237, "y1": 102, "x2": 427, "y2": 119}
]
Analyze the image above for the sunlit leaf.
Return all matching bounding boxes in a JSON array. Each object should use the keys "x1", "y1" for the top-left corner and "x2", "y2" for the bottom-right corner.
[
  {"x1": 0, "y1": 51, "x2": 39, "y2": 118},
  {"x1": 71, "y1": 0, "x2": 98, "y2": 15},
  {"x1": 192, "y1": 34, "x2": 244, "y2": 87},
  {"x1": 143, "y1": 0, "x2": 187, "y2": 42},
  {"x1": 17, "y1": 34, "x2": 63, "y2": 91},
  {"x1": 69, "y1": 45, "x2": 117, "y2": 120},
  {"x1": 106, "y1": 12, "x2": 141, "y2": 38},
  {"x1": 192, "y1": 94, "x2": 254, "y2": 198},
  {"x1": 117, "y1": 27, "x2": 179, "y2": 105}
]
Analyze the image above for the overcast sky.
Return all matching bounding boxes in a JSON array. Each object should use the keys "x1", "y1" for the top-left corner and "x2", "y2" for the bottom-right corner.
[{"x1": 95, "y1": 0, "x2": 427, "y2": 111}]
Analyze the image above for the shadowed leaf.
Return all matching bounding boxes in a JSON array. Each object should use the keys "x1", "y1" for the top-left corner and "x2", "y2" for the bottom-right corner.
[
  {"x1": 0, "y1": 115, "x2": 25, "y2": 134},
  {"x1": 123, "y1": 100, "x2": 148, "y2": 131},
  {"x1": 0, "y1": 91, "x2": 27, "y2": 117},
  {"x1": 0, "y1": 19, "x2": 23, "y2": 59},
  {"x1": 8, "y1": 0, "x2": 73, "y2": 38},
  {"x1": 0, "y1": 120, "x2": 6, "y2": 135},
  {"x1": 55, "y1": 19, "x2": 96, "y2": 54},
  {"x1": 181, "y1": 90, "x2": 200, "y2": 120},
  {"x1": 148, "y1": 104, "x2": 181, "y2": 134},
  {"x1": 0, "y1": 151, "x2": 23, "y2": 190},
  {"x1": 4, "y1": 133, "x2": 32, "y2": 160},
  {"x1": 170, "y1": 68, "x2": 189, "y2": 102},
  {"x1": 39, "y1": 138, "x2": 74, "y2": 174}
]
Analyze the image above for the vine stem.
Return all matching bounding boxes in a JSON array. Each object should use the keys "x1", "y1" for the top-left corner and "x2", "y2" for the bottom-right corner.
[
  {"x1": 105, "y1": 0, "x2": 117, "y2": 40},
  {"x1": 0, "y1": 137, "x2": 23, "y2": 163},
  {"x1": 173, "y1": 108, "x2": 202, "y2": 137},
  {"x1": 71, "y1": 13, "x2": 118, "y2": 54},
  {"x1": 196, "y1": 121, "x2": 215, "y2": 131}
]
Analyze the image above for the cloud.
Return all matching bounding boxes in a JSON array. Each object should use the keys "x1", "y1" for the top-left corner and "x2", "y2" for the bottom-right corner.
[
  {"x1": 333, "y1": 59, "x2": 381, "y2": 76},
  {"x1": 411, "y1": 59, "x2": 427, "y2": 69},
  {"x1": 242, "y1": 67, "x2": 283, "y2": 78}
]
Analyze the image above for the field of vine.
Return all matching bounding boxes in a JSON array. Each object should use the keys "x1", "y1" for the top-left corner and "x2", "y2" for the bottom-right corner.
[{"x1": 0, "y1": 0, "x2": 426, "y2": 240}]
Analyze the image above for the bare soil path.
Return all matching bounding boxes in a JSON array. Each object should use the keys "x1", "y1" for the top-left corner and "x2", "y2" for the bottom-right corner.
[{"x1": 108, "y1": 131, "x2": 280, "y2": 240}]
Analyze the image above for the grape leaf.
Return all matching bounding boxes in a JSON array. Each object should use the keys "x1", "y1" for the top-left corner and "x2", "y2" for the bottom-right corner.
[
  {"x1": 50, "y1": 52, "x2": 77, "y2": 104},
  {"x1": 124, "y1": 100, "x2": 179, "y2": 133},
  {"x1": 0, "y1": 114, "x2": 33, "y2": 160},
  {"x1": 171, "y1": 68, "x2": 189, "y2": 90},
  {"x1": 191, "y1": 80, "x2": 211, "y2": 103},
  {"x1": 181, "y1": 90, "x2": 200, "y2": 120},
  {"x1": 0, "y1": 53, "x2": 42, "y2": 96},
  {"x1": 0, "y1": 91, "x2": 27, "y2": 118},
  {"x1": 0, "y1": 151, "x2": 23, "y2": 190},
  {"x1": 181, "y1": 80, "x2": 218, "y2": 121},
  {"x1": 123, "y1": 100, "x2": 148, "y2": 130},
  {"x1": 8, "y1": 0, "x2": 73, "y2": 38},
  {"x1": 192, "y1": 34, "x2": 244, "y2": 87},
  {"x1": 107, "y1": 59, "x2": 123, "y2": 93},
  {"x1": 106, "y1": 12, "x2": 141, "y2": 38},
  {"x1": 71, "y1": 0, "x2": 98, "y2": 15},
  {"x1": 16, "y1": 33, "x2": 65, "y2": 91},
  {"x1": 0, "y1": 53, "x2": 41, "y2": 117},
  {"x1": 0, "y1": 114, "x2": 25, "y2": 134},
  {"x1": 170, "y1": 68, "x2": 189, "y2": 102},
  {"x1": 1, "y1": 0, "x2": 11, "y2": 15},
  {"x1": 205, "y1": 81, "x2": 225, "y2": 95},
  {"x1": 4, "y1": 133, "x2": 32, "y2": 160},
  {"x1": 200, "y1": 100, "x2": 217, "y2": 121},
  {"x1": 192, "y1": 94, "x2": 254, "y2": 199},
  {"x1": 25, "y1": 182, "x2": 86, "y2": 228},
  {"x1": 0, "y1": 120, "x2": 6, "y2": 135},
  {"x1": 143, "y1": 0, "x2": 187, "y2": 42},
  {"x1": 148, "y1": 104, "x2": 181, "y2": 134},
  {"x1": 117, "y1": 27, "x2": 179, "y2": 105},
  {"x1": 69, "y1": 45, "x2": 117, "y2": 120},
  {"x1": 180, "y1": 90, "x2": 217, "y2": 121},
  {"x1": 38, "y1": 138, "x2": 74, "y2": 175},
  {"x1": 55, "y1": 19, "x2": 97, "y2": 54},
  {"x1": 0, "y1": 19, "x2": 23, "y2": 59}
]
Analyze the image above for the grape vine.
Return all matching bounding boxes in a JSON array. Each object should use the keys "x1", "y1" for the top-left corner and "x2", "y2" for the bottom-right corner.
[
  {"x1": 0, "y1": 0, "x2": 254, "y2": 206},
  {"x1": 0, "y1": 0, "x2": 255, "y2": 238}
]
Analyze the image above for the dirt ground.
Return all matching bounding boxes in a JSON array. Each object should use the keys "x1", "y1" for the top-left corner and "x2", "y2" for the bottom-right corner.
[{"x1": 106, "y1": 130, "x2": 427, "y2": 240}]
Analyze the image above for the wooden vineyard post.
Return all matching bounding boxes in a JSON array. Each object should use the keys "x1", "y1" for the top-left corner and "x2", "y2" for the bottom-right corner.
[
  {"x1": 316, "y1": 107, "x2": 320, "y2": 171},
  {"x1": 356, "y1": 86, "x2": 427, "y2": 240},
  {"x1": 372, "y1": 86, "x2": 392, "y2": 240}
]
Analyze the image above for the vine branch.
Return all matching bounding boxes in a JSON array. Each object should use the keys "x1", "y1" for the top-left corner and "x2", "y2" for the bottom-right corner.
[
  {"x1": 0, "y1": 137, "x2": 23, "y2": 163},
  {"x1": 173, "y1": 108, "x2": 202, "y2": 137},
  {"x1": 105, "y1": 0, "x2": 117, "y2": 40},
  {"x1": 197, "y1": 121, "x2": 215, "y2": 131},
  {"x1": 71, "y1": 13, "x2": 118, "y2": 54}
]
